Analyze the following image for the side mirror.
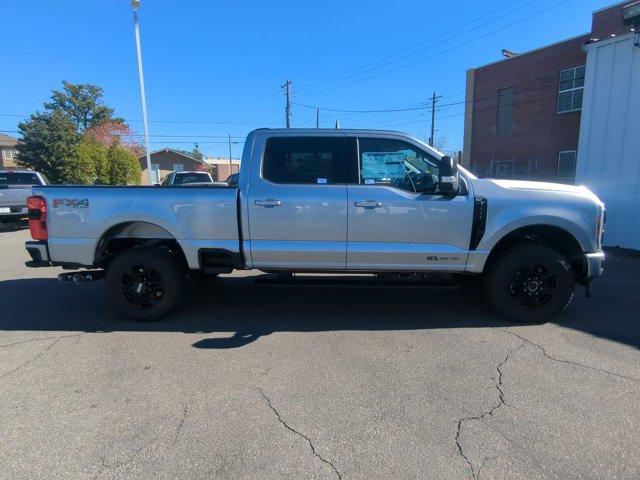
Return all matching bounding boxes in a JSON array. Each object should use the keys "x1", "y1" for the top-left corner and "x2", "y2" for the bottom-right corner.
[{"x1": 438, "y1": 155, "x2": 459, "y2": 195}]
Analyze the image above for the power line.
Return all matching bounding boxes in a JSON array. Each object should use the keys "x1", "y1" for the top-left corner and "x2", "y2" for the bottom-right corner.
[
  {"x1": 292, "y1": 101, "x2": 427, "y2": 114},
  {"x1": 0, "y1": 113, "x2": 274, "y2": 126},
  {"x1": 296, "y1": 0, "x2": 536, "y2": 92},
  {"x1": 301, "y1": 0, "x2": 575, "y2": 96}
]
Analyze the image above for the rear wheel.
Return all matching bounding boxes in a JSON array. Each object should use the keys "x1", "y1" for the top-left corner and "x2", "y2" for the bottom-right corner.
[
  {"x1": 485, "y1": 243, "x2": 574, "y2": 323},
  {"x1": 106, "y1": 248, "x2": 185, "y2": 321}
]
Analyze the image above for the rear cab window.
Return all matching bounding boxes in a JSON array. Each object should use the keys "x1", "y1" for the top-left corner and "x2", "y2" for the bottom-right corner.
[
  {"x1": 262, "y1": 137, "x2": 357, "y2": 185},
  {"x1": 0, "y1": 172, "x2": 44, "y2": 185},
  {"x1": 173, "y1": 172, "x2": 212, "y2": 184}
]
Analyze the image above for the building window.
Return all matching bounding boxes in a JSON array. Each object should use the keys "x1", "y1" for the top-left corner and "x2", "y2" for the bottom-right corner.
[
  {"x1": 557, "y1": 150, "x2": 577, "y2": 183},
  {"x1": 173, "y1": 163, "x2": 184, "y2": 172},
  {"x1": 496, "y1": 87, "x2": 515, "y2": 135},
  {"x1": 557, "y1": 66, "x2": 585, "y2": 113},
  {"x1": 1, "y1": 149, "x2": 18, "y2": 161}
]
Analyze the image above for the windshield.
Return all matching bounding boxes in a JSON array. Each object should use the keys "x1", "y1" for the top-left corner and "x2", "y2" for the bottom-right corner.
[
  {"x1": 0, "y1": 172, "x2": 44, "y2": 185},
  {"x1": 173, "y1": 172, "x2": 211, "y2": 184}
]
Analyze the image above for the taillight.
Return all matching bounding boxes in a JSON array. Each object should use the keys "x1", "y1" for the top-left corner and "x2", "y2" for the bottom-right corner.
[{"x1": 27, "y1": 195, "x2": 47, "y2": 240}]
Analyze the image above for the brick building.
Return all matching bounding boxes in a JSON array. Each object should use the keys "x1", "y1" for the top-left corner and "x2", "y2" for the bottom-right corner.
[{"x1": 462, "y1": 1, "x2": 637, "y2": 182}]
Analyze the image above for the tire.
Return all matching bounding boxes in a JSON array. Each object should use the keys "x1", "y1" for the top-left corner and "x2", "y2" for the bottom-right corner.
[
  {"x1": 485, "y1": 243, "x2": 574, "y2": 324},
  {"x1": 106, "y1": 248, "x2": 185, "y2": 321}
]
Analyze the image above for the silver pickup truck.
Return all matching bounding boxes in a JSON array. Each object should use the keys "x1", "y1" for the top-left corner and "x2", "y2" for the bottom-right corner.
[
  {"x1": 24, "y1": 129, "x2": 605, "y2": 323},
  {"x1": 1, "y1": 170, "x2": 47, "y2": 223}
]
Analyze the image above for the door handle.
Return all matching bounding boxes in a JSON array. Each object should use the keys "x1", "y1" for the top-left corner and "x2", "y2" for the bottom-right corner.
[
  {"x1": 254, "y1": 199, "x2": 283, "y2": 207},
  {"x1": 354, "y1": 200, "x2": 382, "y2": 209}
]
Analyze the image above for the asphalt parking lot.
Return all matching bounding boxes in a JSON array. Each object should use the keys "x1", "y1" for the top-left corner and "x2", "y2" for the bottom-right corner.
[{"x1": 1, "y1": 223, "x2": 639, "y2": 480}]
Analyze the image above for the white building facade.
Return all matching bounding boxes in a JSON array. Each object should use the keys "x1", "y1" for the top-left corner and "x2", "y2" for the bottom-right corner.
[{"x1": 576, "y1": 33, "x2": 640, "y2": 250}]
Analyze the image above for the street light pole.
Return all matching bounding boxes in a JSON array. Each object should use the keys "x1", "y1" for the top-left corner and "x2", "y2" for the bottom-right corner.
[{"x1": 131, "y1": 0, "x2": 153, "y2": 184}]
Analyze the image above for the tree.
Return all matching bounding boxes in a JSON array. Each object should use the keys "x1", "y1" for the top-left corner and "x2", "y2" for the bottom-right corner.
[
  {"x1": 16, "y1": 110, "x2": 80, "y2": 183},
  {"x1": 191, "y1": 143, "x2": 203, "y2": 161},
  {"x1": 107, "y1": 145, "x2": 141, "y2": 185},
  {"x1": 85, "y1": 120, "x2": 143, "y2": 156},
  {"x1": 45, "y1": 81, "x2": 123, "y2": 131},
  {"x1": 176, "y1": 143, "x2": 204, "y2": 161}
]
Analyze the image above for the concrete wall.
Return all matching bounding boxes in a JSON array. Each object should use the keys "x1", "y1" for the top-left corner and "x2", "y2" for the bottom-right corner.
[{"x1": 576, "y1": 34, "x2": 640, "y2": 250}]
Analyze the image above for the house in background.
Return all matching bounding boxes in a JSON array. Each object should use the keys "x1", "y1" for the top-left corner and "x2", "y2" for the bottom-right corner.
[
  {"x1": 138, "y1": 148, "x2": 207, "y2": 185},
  {"x1": 462, "y1": 1, "x2": 636, "y2": 182},
  {"x1": 0, "y1": 133, "x2": 19, "y2": 170},
  {"x1": 204, "y1": 157, "x2": 241, "y2": 181}
]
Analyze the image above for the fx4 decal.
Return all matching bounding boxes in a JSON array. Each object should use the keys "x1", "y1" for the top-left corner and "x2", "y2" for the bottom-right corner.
[{"x1": 52, "y1": 198, "x2": 89, "y2": 208}]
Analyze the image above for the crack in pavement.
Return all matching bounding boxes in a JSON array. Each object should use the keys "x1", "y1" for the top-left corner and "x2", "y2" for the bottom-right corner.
[
  {"x1": 494, "y1": 327, "x2": 640, "y2": 382},
  {"x1": 94, "y1": 438, "x2": 155, "y2": 480},
  {"x1": 258, "y1": 388, "x2": 342, "y2": 480},
  {"x1": 173, "y1": 403, "x2": 188, "y2": 445},
  {"x1": 0, "y1": 334, "x2": 82, "y2": 348},
  {"x1": 0, "y1": 337, "x2": 64, "y2": 380},
  {"x1": 0, "y1": 320, "x2": 122, "y2": 381},
  {"x1": 455, "y1": 340, "x2": 526, "y2": 479}
]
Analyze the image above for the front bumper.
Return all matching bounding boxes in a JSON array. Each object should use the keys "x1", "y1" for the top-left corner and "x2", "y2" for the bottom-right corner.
[
  {"x1": 25, "y1": 240, "x2": 51, "y2": 267},
  {"x1": 584, "y1": 251, "x2": 605, "y2": 278}
]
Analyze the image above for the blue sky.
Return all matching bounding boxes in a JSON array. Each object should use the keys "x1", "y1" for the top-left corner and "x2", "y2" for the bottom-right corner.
[{"x1": 1, "y1": 0, "x2": 611, "y2": 159}]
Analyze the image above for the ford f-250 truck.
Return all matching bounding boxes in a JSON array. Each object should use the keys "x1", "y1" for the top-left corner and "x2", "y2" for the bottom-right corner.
[{"x1": 24, "y1": 129, "x2": 605, "y2": 323}]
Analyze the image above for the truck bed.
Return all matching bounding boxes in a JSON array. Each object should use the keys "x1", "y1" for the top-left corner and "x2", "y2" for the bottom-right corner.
[{"x1": 32, "y1": 185, "x2": 240, "y2": 269}]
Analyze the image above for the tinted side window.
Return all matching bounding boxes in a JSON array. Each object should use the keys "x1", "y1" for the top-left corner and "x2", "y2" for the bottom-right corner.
[
  {"x1": 358, "y1": 138, "x2": 440, "y2": 193},
  {"x1": 263, "y1": 137, "x2": 354, "y2": 185}
]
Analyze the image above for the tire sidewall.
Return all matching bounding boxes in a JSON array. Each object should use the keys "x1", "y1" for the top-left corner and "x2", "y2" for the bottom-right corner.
[
  {"x1": 486, "y1": 243, "x2": 574, "y2": 323},
  {"x1": 106, "y1": 248, "x2": 183, "y2": 321}
]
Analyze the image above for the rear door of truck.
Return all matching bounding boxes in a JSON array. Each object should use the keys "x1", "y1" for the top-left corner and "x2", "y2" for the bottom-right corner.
[{"x1": 246, "y1": 135, "x2": 355, "y2": 270}]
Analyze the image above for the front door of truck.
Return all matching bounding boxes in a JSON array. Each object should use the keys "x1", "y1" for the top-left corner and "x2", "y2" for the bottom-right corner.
[
  {"x1": 346, "y1": 137, "x2": 474, "y2": 271},
  {"x1": 247, "y1": 136, "x2": 355, "y2": 270}
]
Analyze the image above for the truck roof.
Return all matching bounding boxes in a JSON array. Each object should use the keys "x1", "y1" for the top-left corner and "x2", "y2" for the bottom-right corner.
[
  {"x1": 249, "y1": 128, "x2": 410, "y2": 136},
  {"x1": 245, "y1": 128, "x2": 444, "y2": 158}
]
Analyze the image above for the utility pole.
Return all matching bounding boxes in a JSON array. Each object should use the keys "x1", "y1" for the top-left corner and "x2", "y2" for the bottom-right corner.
[
  {"x1": 428, "y1": 92, "x2": 443, "y2": 148},
  {"x1": 228, "y1": 134, "x2": 233, "y2": 176},
  {"x1": 281, "y1": 80, "x2": 292, "y2": 128},
  {"x1": 131, "y1": 0, "x2": 152, "y2": 184},
  {"x1": 316, "y1": 108, "x2": 320, "y2": 129}
]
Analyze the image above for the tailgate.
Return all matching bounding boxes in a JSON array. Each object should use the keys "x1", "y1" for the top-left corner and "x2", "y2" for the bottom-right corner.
[{"x1": 0, "y1": 185, "x2": 31, "y2": 208}]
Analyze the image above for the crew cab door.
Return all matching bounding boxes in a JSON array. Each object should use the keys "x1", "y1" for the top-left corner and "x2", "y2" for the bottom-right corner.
[
  {"x1": 247, "y1": 136, "x2": 355, "y2": 270},
  {"x1": 346, "y1": 136, "x2": 474, "y2": 271}
]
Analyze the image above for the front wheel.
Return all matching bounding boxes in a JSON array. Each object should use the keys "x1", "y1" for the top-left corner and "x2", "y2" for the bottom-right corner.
[
  {"x1": 485, "y1": 243, "x2": 574, "y2": 323},
  {"x1": 106, "y1": 248, "x2": 185, "y2": 321}
]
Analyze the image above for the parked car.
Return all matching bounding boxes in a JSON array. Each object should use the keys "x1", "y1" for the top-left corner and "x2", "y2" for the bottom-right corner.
[
  {"x1": 0, "y1": 170, "x2": 47, "y2": 223},
  {"x1": 24, "y1": 129, "x2": 605, "y2": 323},
  {"x1": 225, "y1": 173, "x2": 239, "y2": 187},
  {"x1": 160, "y1": 171, "x2": 221, "y2": 186}
]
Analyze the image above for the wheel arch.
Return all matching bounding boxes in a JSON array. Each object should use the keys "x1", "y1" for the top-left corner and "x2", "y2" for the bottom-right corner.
[
  {"x1": 94, "y1": 221, "x2": 188, "y2": 269},
  {"x1": 483, "y1": 224, "x2": 587, "y2": 280}
]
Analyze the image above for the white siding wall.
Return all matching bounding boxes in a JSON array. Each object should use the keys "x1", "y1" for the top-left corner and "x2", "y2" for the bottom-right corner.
[{"x1": 576, "y1": 34, "x2": 640, "y2": 250}]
